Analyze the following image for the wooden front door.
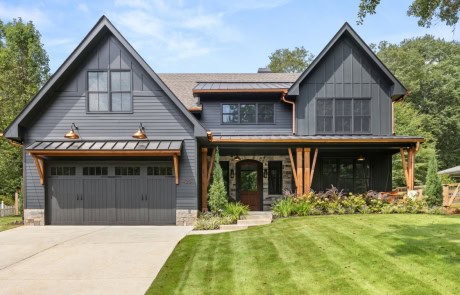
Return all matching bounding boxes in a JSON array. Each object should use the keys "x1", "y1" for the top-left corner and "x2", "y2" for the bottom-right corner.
[{"x1": 237, "y1": 160, "x2": 262, "y2": 211}]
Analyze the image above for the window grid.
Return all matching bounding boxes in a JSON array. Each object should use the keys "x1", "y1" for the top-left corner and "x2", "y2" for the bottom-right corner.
[
  {"x1": 83, "y1": 167, "x2": 108, "y2": 176},
  {"x1": 222, "y1": 103, "x2": 275, "y2": 124},
  {"x1": 87, "y1": 70, "x2": 132, "y2": 113},
  {"x1": 115, "y1": 167, "x2": 140, "y2": 176},
  {"x1": 147, "y1": 166, "x2": 173, "y2": 176},
  {"x1": 51, "y1": 167, "x2": 76, "y2": 176}
]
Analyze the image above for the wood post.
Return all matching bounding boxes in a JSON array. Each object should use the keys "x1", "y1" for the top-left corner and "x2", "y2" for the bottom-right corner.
[
  {"x1": 303, "y1": 148, "x2": 311, "y2": 193},
  {"x1": 408, "y1": 147, "x2": 416, "y2": 190},
  {"x1": 288, "y1": 148, "x2": 298, "y2": 188},
  {"x1": 296, "y1": 148, "x2": 303, "y2": 195},
  {"x1": 400, "y1": 148, "x2": 410, "y2": 189},
  {"x1": 443, "y1": 185, "x2": 450, "y2": 206},
  {"x1": 201, "y1": 148, "x2": 208, "y2": 211},
  {"x1": 173, "y1": 155, "x2": 180, "y2": 185},
  {"x1": 31, "y1": 155, "x2": 45, "y2": 185},
  {"x1": 310, "y1": 148, "x2": 318, "y2": 184},
  {"x1": 14, "y1": 188, "x2": 19, "y2": 216}
]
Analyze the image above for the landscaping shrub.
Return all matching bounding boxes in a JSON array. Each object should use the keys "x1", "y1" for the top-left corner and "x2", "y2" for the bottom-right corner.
[
  {"x1": 0, "y1": 195, "x2": 14, "y2": 206},
  {"x1": 272, "y1": 186, "x2": 434, "y2": 218},
  {"x1": 222, "y1": 202, "x2": 249, "y2": 223},
  {"x1": 208, "y1": 148, "x2": 228, "y2": 212},
  {"x1": 193, "y1": 216, "x2": 221, "y2": 230},
  {"x1": 424, "y1": 156, "x2": 443, "y2": 207}
]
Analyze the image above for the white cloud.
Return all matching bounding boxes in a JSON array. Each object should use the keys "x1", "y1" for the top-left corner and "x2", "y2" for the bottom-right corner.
[
  {"x1": 0, "y1": 2, "x2": 48, "y2": 25},
  {"x1": 77, "y1": 3, "x2": 89, "y2": 13}
]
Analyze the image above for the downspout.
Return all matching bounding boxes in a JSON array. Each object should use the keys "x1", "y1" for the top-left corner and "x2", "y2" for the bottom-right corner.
[{"x1": 280, "y1": 90, "x2": 296, "y2": 135}]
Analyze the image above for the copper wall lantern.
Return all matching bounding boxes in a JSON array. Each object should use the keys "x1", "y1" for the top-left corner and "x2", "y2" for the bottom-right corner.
[{"x1": 64, "y1": 123, "x2": 80, "y2": 139}]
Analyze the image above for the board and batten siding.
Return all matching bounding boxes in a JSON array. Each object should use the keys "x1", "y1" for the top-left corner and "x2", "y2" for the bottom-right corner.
[
  {"x1": 22, "y1": 34, "x2": 198, "y2": 211},
  {"x1": 297, "y1": 35, "x2": 393, "y2": 136},
  {"x1": 199, "y1": 96, "x2": 293, "y2": 135}
]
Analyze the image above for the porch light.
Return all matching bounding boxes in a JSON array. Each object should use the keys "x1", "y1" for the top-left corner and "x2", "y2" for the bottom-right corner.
[
  {"x1": 233, "y1": 155, "x2": 241, "y2": 161},
  {"x1": 64, "y1": 123, "x2": 80, "y2": 140},
  {"x1": 230, "y1": 169, "x2": 234, "y2": 178},
  {"x1": 357, "y1": 155, "x2": 366, "y2": 161},
  {"x1": 132, "y1": 123, "x2": 147, "y2": 139}
]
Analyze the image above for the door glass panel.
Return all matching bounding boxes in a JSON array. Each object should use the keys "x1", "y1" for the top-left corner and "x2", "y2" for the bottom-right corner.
[{"x1": 240, "y1": 168, "x2": 258, "y2": 192}]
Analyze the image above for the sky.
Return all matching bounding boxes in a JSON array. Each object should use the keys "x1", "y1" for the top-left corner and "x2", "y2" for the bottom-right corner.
[{"x1": 0, "y1": 0, "x2": 457, "y2": 73}]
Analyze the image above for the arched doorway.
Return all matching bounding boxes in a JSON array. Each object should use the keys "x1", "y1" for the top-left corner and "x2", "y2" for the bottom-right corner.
[{"x1": 236, "y1": 160, "x2": 263, "y2": 211}]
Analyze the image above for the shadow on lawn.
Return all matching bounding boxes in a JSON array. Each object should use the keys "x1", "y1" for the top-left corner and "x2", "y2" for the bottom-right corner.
[{"x1": 377, "y1": 216, "x2": 460, "y2": 264}]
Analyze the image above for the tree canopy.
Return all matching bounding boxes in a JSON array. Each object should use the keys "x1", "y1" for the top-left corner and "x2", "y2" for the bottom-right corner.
[
  {"x1": 0, "y1": 18, "x2": 49, "y2": 197},
  {"x1": 357, "y1": 0, "x2": 460, "y2": 27},
  {"x1": 267, "y1": 46, "x2": 314, "y2": 73}
]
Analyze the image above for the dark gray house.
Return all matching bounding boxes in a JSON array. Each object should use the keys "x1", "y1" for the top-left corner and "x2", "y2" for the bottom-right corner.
[{"x1": 4, "y1": 16, "x2": 423, "y2": 225}]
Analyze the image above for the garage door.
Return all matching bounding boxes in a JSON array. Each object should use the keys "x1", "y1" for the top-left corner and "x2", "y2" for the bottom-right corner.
[{"x1": 46, "y1": 162, "x2": 176, "y2": 225}]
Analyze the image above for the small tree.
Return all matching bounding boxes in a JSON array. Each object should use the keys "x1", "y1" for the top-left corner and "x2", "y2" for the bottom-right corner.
[
  {"x1": 424, "y1": 156, "x2": 443, "y2": 207},
  {"x1": 208, "y1": 148, "x2": 228, "y2": 212}
]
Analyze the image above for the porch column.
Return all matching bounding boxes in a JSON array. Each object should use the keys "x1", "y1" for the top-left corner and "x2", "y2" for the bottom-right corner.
[
  {"x1": 303, "y1": 148, "x2": 311, "y2": 193},
  {"x1": 296, "y1": 148, "x2": 303, "y2": 195},
  {"x1": 201, "y1": 148, "x2": 208, "y2": 211},
  {"x1": 409, "y1": 147, "x2": 416, "y2": 190}
]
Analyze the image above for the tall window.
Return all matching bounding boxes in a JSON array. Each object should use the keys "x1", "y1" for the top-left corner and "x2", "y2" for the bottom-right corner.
[
  {"x1": 222, "y1": 103, "x2": 274, "y2": 124},
  {"x1": 320, "y1": 158, "x2": 370, "y2": 193},
  {"x1": 316, "y1": 98, "x2": 371, "y2": 134},
  {"x1": 88, "y1": 70, "x2": 132, "y2": 112},
  {"x1": 268, "y1": 161, "x2": 283, "y2": 194}
]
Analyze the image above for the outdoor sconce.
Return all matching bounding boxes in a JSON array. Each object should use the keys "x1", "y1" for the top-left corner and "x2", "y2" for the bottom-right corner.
[
  {"x1": 233, "y1": 155, "x2": 241, "y2": 161},
  {"x1": 132, "y1": 123, "x2": 147, "y2": 139},
  {"x1": 230, "y1": 169, "x2": 234, "y2": 178},
  {"x1": 64, "y1": 123, "x2": 80, "y2": 139},
  {"x1": 263, "y1": 168, "x2": 268, "y2": 178},
  {"x1": 357, "y1": 155, "x2": 366, "y2": 161}
]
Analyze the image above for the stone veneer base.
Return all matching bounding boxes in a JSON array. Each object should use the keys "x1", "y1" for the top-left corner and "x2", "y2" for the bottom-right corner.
[
  {"x1": 24, "y1": 209, "x2": 45, "y2": 226},
  {"x1": 176, "y1": 209, "x2": 198, "y2": 226}
]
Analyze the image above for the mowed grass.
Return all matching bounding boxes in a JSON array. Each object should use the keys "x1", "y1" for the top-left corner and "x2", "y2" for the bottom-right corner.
[
  {"x1": 0, "y1": 216, "x2": 22, "y2": 232},
  {"x1": 147, "y1": 214, "x2": 460, "y2": 295}
]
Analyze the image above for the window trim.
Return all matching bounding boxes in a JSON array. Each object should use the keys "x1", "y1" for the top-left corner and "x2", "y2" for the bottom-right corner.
[
  {"x1": 221, "y1": 103, "x2": 275, "y2": 125},
  {"x1": 86, "y1": 69, "x2": 133, "y2": 114},
  {"x1": 316, "y1": 98, "x2": 371, "y2": 135}
]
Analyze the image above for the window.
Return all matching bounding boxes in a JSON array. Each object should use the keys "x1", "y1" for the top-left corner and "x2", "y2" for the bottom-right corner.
[
  {"x1": 115, "y1": 167, "x2": 140, "y2": 176},
  {"x1": 320, "y1": 158, "x2": 370, "y2": 193},
  {"x1": 316, "y1": 99, "x2": 333, "y2": 133},
  {"x1": 258, "y1": 104, "x2": 275, "y2": 123},
  {"x1": 222, "y1": 103, "x2": 274, "y2": 124},
  {"x1": 222, "y1": 104, "x2": 239, "y2": 123},
  {"x1": 316, "y1": 98, "x2": 371, "y2": 134},
  {"x1": 88, "y1": 70, "x2": 132, "y2": 112},
  {"x1": 83, "y1": 167, "x2": 108, "y2": 176},
  {"x1": 240, "y1": 104, "x2": 256, "y2": 123},
  {"x1": 51, "y1": 167, "x2": 76, "y2": 176},
  {"x1": 353, "y1": 99, "x2": 371, "y2": 133},
  {"x1": 268, "y1": 161, "x2": 282, "y2": 194},
  {"x1": 147, "y1": 166, "x2": 173, "y2": 176}
]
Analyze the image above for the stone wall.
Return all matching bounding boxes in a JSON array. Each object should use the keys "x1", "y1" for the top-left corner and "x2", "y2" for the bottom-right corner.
[
  {"x1": 219, "y1": 155, "x2": 293, "y2": 211},
  {"x1": 24, "y1": 209, "x2": 45, "y2": 226},
  {"x1": 176, "y1": 209, "x2": 198, "y2": 226}
]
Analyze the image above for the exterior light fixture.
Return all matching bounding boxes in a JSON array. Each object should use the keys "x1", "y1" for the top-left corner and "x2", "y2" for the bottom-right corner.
[
  {"x1": 357, "y1": 155, "x2": 365, "y2": 161},
  {"x1": 132, "y1": 123, "x2": 147, "y2": 139},
  {"x1": 233, "y1": 155, "x2": 241, "y2": 161},
  {"x1": 64, "y1": 123, "x2": 80, "y2": 139},
  {"x1": 230, "y1": 169, "x2": 234, "y2": 178}
]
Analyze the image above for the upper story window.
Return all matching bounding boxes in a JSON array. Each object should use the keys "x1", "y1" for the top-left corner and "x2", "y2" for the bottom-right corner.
[
  {"x1": 222, "y1": 103, "x2": 274, "y2": 124},
  {"x1": 316, "y1": 98, "x2": 370, "y2": 134},
  {"x1": 87, "y1": 70, "x2": 132, "y2": 113}
]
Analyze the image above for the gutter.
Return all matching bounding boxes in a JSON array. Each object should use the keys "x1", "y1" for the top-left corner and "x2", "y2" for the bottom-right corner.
[{"x1": 280, "y1": 90, "x2": 296, "y2": 135}]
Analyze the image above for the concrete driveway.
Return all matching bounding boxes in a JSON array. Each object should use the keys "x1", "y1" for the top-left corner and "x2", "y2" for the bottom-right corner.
[{"x1": 0, "y1": 226, "x2": 192, "y2": 295}]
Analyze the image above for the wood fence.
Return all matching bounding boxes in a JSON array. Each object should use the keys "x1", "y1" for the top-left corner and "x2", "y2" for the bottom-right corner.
[
  {"x1": 395, "y1": 183, "x2": 460, "y2": 207},
  {"x1": 0, "y1": 202, "x2": 16, "y2": 217}
]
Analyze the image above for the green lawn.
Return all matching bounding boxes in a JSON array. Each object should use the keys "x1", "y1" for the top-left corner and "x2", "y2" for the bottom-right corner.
[
  {"x1": 148, "y1": 214, "x2": 460, "y2": 295},
  {"x1": 0, "y1": 216, "x2": 22, "y2": 232}
]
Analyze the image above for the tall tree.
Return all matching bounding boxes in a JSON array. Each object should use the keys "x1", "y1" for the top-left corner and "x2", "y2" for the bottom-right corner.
[
  {"x1": 357, "y1": 0, "x2": 460, "y2": 27},
  {"x1": 208, "y1": 148, "x2": 228, "y2": 212},
  {"x1": 0, "y1": 18, "x2": 50, "y2": 198},
  {"x1": 424, "y1": 156, "x2": 443, "y2": 206},
  {"x1": 377, "y1": 35, "x2": 460, "y2": 171},
  {"x1": 268, "y1": 46, "x2": 314, "y2": 73}
]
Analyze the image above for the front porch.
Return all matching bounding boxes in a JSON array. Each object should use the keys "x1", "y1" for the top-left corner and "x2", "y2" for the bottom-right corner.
[{"x1": 200, "y1": 136, "x2": 423, "y2": 212}]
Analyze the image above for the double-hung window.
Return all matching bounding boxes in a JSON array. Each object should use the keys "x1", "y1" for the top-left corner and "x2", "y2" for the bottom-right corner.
[
  {"x1": 316, "y1": 98, "x2": 371, "y2": 134},
  {"x1": 88, "y1": 70, "x2": 132, "y2": 112},
  {"x1": 222, "y1": 103, "x2": 274, "y2": 124}
]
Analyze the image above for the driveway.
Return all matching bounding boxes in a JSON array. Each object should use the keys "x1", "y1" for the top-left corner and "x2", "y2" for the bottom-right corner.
[{"x1": 0, "y1": 226, "x2": 192, "y2": 295}]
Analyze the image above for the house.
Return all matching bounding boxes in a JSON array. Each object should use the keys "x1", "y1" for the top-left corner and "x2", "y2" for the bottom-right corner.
[
  {"x1": 3, "y1": 16, "x2": 423, "y2": 226},
  {"x1": 438, "y1": 165, "x2": 460, "y2": 182}
]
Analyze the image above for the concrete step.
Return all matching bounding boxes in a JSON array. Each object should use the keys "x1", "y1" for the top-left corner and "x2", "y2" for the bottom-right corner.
[
  {"x1": 219, "y1": 224, "x2": 249, "y2": 231},
  {"x1": 237, "y1": 219, "x2": 272, "y2": 226},
  {"x1": 247, "y1": 211, "x2": 273, "y2": 216},
  {"x1": 241, "y1": 214, "x2": 273, "y2": 220}
]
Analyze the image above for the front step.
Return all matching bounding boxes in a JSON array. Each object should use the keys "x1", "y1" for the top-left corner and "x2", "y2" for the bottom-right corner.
[{"x1": 237, "y1": 219, "x2": 272, "y2": 226}]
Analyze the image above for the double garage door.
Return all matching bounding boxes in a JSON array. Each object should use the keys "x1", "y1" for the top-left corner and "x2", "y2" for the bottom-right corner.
[{"x1": 46, "y1": 162, "x2": 176, "y2": 225}]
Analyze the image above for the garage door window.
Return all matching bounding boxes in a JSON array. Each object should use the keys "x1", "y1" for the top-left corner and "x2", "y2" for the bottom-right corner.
[
  {"x1": 115, "y1": 167, "x2": 140, "y2": 176},
  {"x1": 147, "y1": 166, "x2": 173, "y2": 176},
  {"x1": 51, "y1": 167, "x2": 76, "y2": 176},
  {"x1": 83, "y1": 167, "x2": 108, "y2": 176}
]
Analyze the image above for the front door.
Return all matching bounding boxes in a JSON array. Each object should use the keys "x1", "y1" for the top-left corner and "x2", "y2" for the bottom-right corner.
[{"x1": 237, "y1": 160, "x2": 262, "y2": 211}]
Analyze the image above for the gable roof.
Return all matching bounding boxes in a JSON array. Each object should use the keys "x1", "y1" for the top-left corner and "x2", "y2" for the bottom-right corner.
[
  {"x1": 4, "y1": 16, "x2": 207, "y2": 141},
  {"x1": 287, "y1": 22, "x2": 406, "y2": 99},
  {"x1": 159, "y1": 73, "x2": 299, "y2": 109}
]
